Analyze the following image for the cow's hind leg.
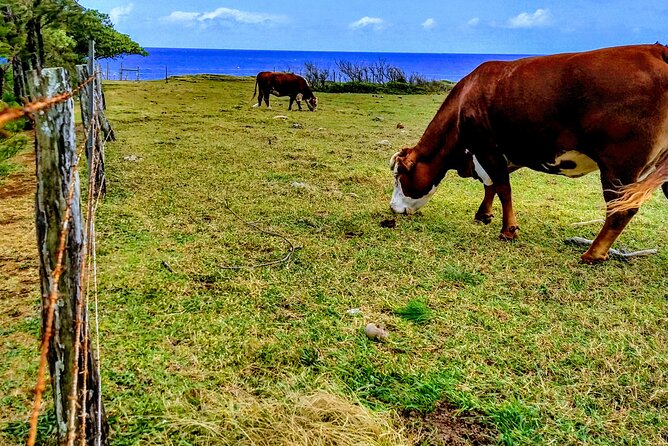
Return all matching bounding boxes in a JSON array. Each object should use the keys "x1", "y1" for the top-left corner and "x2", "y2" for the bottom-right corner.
[
  {"x1": 263, "y1": 92, "x2": 271, "y2": 108},
  {"x1": 474, "y1": 185, "x2": 496, "y2": 224},
  {"x1": 581, "y1": 175, "x2": 639, "y2": 263},
  {"x1": 288, "y1": 96, "x2": 294, "y2": 111},
  {"x1": 496, "y1": 183, "x2": 520, "y2": 240}
]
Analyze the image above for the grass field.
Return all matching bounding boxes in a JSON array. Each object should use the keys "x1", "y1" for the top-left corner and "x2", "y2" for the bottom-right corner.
[{"x1": 1, "y1": 75, "x2": 667, "y2": 445}]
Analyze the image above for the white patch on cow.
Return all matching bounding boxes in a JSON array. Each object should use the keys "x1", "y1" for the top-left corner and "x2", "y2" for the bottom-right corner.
[
  {"x1": 472, "y1": 155, "x2": 493, "y2": 186},
  {"x1": 544, "y1": 150, "x2": 598, "y2": 177},
  {"x1": 252, "y1": 103, "x2": 259, "y2": 108},
  {"x1": 390, "y1": 178, "x2": 437, "y2": 215}
]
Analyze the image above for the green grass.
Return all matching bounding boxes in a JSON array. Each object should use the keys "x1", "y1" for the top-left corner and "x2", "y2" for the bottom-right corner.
[
  {"x1": 1, "y1": 75, "x2": 667, "y2": 445},
  {"x1": 0, "y1": 135, "x2": 27, "y2": 179}
]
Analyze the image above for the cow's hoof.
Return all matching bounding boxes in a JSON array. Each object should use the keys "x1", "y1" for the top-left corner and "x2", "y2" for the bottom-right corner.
[
  {"x1": 580, "y1": 252, "x2": 608, "y2": 264},
  {"x1": 475, "y1": 212, "x2": 494, "y2": 225},
  {"x1": 499, "y1": 225, "x2": 519, "y2": 241}
]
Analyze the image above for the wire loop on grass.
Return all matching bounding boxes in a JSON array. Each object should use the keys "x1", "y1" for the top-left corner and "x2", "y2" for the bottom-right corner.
[{"x1": 220, "y1": 200, "x2": 299, "y2": 270}]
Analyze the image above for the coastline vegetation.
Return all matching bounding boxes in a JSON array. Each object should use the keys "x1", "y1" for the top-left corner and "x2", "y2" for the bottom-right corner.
[
  {"x1": 303, "y1": 59, "x2": 455, "y2": 94},
  {"x1": 1, "y1": 75, "x2": 667, "y2": 445}
]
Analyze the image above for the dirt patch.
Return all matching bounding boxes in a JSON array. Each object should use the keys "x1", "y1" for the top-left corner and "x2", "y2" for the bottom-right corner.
[
  {"x1": 0, "y1": 147, "x2": 39, "y2": 332},
  {"x1": 407, "y1": 402, "x2": 499, "y2": 445},
  {"x1": 0, "y1": 151, "x2": 34, "y2": 199}
]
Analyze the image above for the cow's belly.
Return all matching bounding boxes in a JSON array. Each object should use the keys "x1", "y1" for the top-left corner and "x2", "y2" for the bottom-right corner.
[{"x1": 523, "y1": 150, "x2": 599, "y2": 178}]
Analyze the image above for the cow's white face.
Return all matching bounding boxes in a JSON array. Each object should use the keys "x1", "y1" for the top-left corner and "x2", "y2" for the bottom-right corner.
[
  {"x1": 389, "y1": 149, "x2": 438, "y2": 214},
  {"x1": 306, "y1": 96, "x2": 318, "y2": 111}
]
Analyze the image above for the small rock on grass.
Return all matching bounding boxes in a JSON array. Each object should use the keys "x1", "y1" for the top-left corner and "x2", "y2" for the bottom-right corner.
[{"x1": 365, "y1": 323, "x2": 389, "y2": 342}]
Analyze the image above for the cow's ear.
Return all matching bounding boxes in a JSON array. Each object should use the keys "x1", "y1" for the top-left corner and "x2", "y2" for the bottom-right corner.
[{"x1": 390, "y1": 147, "x2": 416, "y2": 173}]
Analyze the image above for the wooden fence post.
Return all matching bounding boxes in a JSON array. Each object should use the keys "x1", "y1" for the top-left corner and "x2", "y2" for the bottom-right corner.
[
  {"x1": 76, "y1": 64, "x2": 109, "y2": 197},
  {"x1": 76, "y1": 64, "x2": 115, "y2": 142},
  {"x1": 27, "y1": 67, "x2": 108, "y2": 446}
]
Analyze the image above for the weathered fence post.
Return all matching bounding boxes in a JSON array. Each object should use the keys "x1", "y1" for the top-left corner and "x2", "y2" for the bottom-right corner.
[
  {"x1": 76, "y1": 62, "x2": 112, "y2": 197},
  {"x1": 95, "y1": 63, "x2": 107, "y2": 111},
  {"x1": 27, "y1": 67, "x2": 108, "y2": 446}
]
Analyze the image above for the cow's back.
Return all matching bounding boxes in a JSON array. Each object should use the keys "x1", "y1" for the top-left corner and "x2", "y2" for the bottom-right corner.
[{"x1": 456, "y1": 44, "x2": 668, "y2": 160}]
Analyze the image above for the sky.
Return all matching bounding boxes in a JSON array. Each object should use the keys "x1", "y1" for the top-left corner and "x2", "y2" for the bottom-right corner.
[{"x1": 78, "y1": 1, "x2": 668, "y2": 54}]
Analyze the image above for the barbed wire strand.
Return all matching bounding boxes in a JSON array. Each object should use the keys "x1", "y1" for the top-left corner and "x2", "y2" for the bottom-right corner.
[
  {"x1": 82, "y1": 101, "x2": 113, "y2": 446},
  {"x1": 90, "y1": 128, "x2": 114, "y2": 446},
  {"x1": 65, "y1": 110, "x2": 99, "y2": 446},
  {"x1": 0, "y1": 74, "x2": 95, "y2": 130},
  {"x1": 78, "y1": 105, "x2": 101, "y2": 446},
  {"x1": 92, "y1": 173, "x2": 105, "y2": 446},
  {"x1": 26, "y1": 74, "x2": 99, "y2": 446},
  {"x1": 65, "y1": 94, "x2": 105, "y2": 446}
]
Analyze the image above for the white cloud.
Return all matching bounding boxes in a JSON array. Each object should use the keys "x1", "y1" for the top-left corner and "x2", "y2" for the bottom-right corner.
[
  {"x1": 349, "y1": 16, "x2": 385, "y2": 31},
  {"x1": 467, "y1": 17, "x2": 480, "y2": 27},
  {"x1": 199, "y1": 7, "x2": 287, "y2": 24},
  {"x1": 507, "y1": 9, "x2": 550, "y2": 28},
  {"x1": 422, "y1": 18, "x2": 436, "y2": 30},
  {"x1": 109, "y1": 3, "x2": 134, "y2": 25},
  {"x1": 164, "y1": 11, "x2": 199, "y2": 24},
  {"x1": 162, "y1": 8, "x2": 288, "y2": 26}
]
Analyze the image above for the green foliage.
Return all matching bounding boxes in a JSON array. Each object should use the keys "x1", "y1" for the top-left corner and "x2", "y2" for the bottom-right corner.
[
  {"x1": 0, "y1": 0, "x2": 146, "y2": 96},
  {"x1": 68, "y1": 9, "x2": 147, "y2": 60},
  {"x1": 0, "y1": 134, "x2": 27, "y2": 177},
  {"x1": 2, "y1": 410, "x2": 57, "y2": 445},
  {"x1": 2, "y1": 91, "x2": 16, "y2": 103},
  {"x1": 316, "y1": 80, "x2": 453, "y2": 95},
  {"x1": 394, "y1": 300, "x2": 433, "y2": 324}
]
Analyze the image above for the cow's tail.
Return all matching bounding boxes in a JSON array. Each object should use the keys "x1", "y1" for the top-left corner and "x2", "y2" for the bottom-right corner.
[
  {"x1": 251, "y1": 77, "x2": 258, "y2": 101},
  {"x1": 607, "y1": 153, "x2": 668, "y2": 214}
]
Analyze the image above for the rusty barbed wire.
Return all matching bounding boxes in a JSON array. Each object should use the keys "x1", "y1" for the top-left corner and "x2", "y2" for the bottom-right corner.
[
  {"x1": 0, "y1": 73, "x2": 95, "y2": 129},
  {"x1": 67, "y1": 102, "x2": 100, "y2": 446}
]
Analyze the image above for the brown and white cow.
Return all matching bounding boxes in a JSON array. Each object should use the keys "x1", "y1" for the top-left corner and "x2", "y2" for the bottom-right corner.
[
  {"x1": 252, "y1": 71, "x2": 318, "y2": 111},
  {"x1": 389, "y1": 44, "x2": 668, "y2": 263}
]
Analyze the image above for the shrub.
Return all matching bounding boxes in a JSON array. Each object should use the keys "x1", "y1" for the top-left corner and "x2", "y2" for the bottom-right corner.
[{"x1": 304, "y1": 60, "x2": 456, "y2": 95}]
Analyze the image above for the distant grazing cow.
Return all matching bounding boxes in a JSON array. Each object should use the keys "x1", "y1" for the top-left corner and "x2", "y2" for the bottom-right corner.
[
  {"x1": 389, "y1": 44, "x2": 668, "y2": 263},
  {"x1": 252, "y1": 71, "x2": 318, "y2": 111}
]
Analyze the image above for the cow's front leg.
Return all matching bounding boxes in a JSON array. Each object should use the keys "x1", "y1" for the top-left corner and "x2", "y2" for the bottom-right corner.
[
  {"x1": 581, "y1": 180, "x2": 639, "y2": 263},
  {"x1": 474, "y1": 185, "x2": 496, "y2": 224},
  {"x1": 474, "y1": 152, "x2": 518, "y2": 239},
  {"x1": 496, "y1": 182, "x2": 519, "y2": 240}
]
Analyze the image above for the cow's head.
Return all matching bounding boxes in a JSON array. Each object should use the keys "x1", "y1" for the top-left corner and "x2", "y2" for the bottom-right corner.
[
  {"x1": 306, "y1": 95, "x2": 318, "y2": 111},
  {"x1": 389, "y1": 147, "x2": 439, "y2": 214}
]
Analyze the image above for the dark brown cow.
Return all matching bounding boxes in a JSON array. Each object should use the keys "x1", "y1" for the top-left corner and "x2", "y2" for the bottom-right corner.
[
  {"x1": 389, "y1": 44, "x2": 668, "y2": 263},
  {"x1": 252, "y1": 71, "x2": 318, "y2": 111}
]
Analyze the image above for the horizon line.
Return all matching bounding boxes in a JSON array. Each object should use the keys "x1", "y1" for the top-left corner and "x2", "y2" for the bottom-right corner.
[{"x1": 139, "y1": 46, "x2": 537, "y2": 56}]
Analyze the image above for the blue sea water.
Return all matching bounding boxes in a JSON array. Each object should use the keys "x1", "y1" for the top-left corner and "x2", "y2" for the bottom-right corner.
[{"x1": 101, "y1": 47, "x2": 532, "y2": 82}]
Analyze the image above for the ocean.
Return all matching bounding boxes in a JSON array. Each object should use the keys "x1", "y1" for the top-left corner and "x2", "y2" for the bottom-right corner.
[{"x1": 101, "y1": 47, "x2": 532, "y2": 82}]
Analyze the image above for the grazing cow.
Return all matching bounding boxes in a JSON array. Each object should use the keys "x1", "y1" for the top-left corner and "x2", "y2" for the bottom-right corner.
[
  {"x1": 389, "y1": 44, "x2": 668, "y2": 263},
  {"x1": 252, "y1": 71, "x2": 318, "y2": 111}
]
